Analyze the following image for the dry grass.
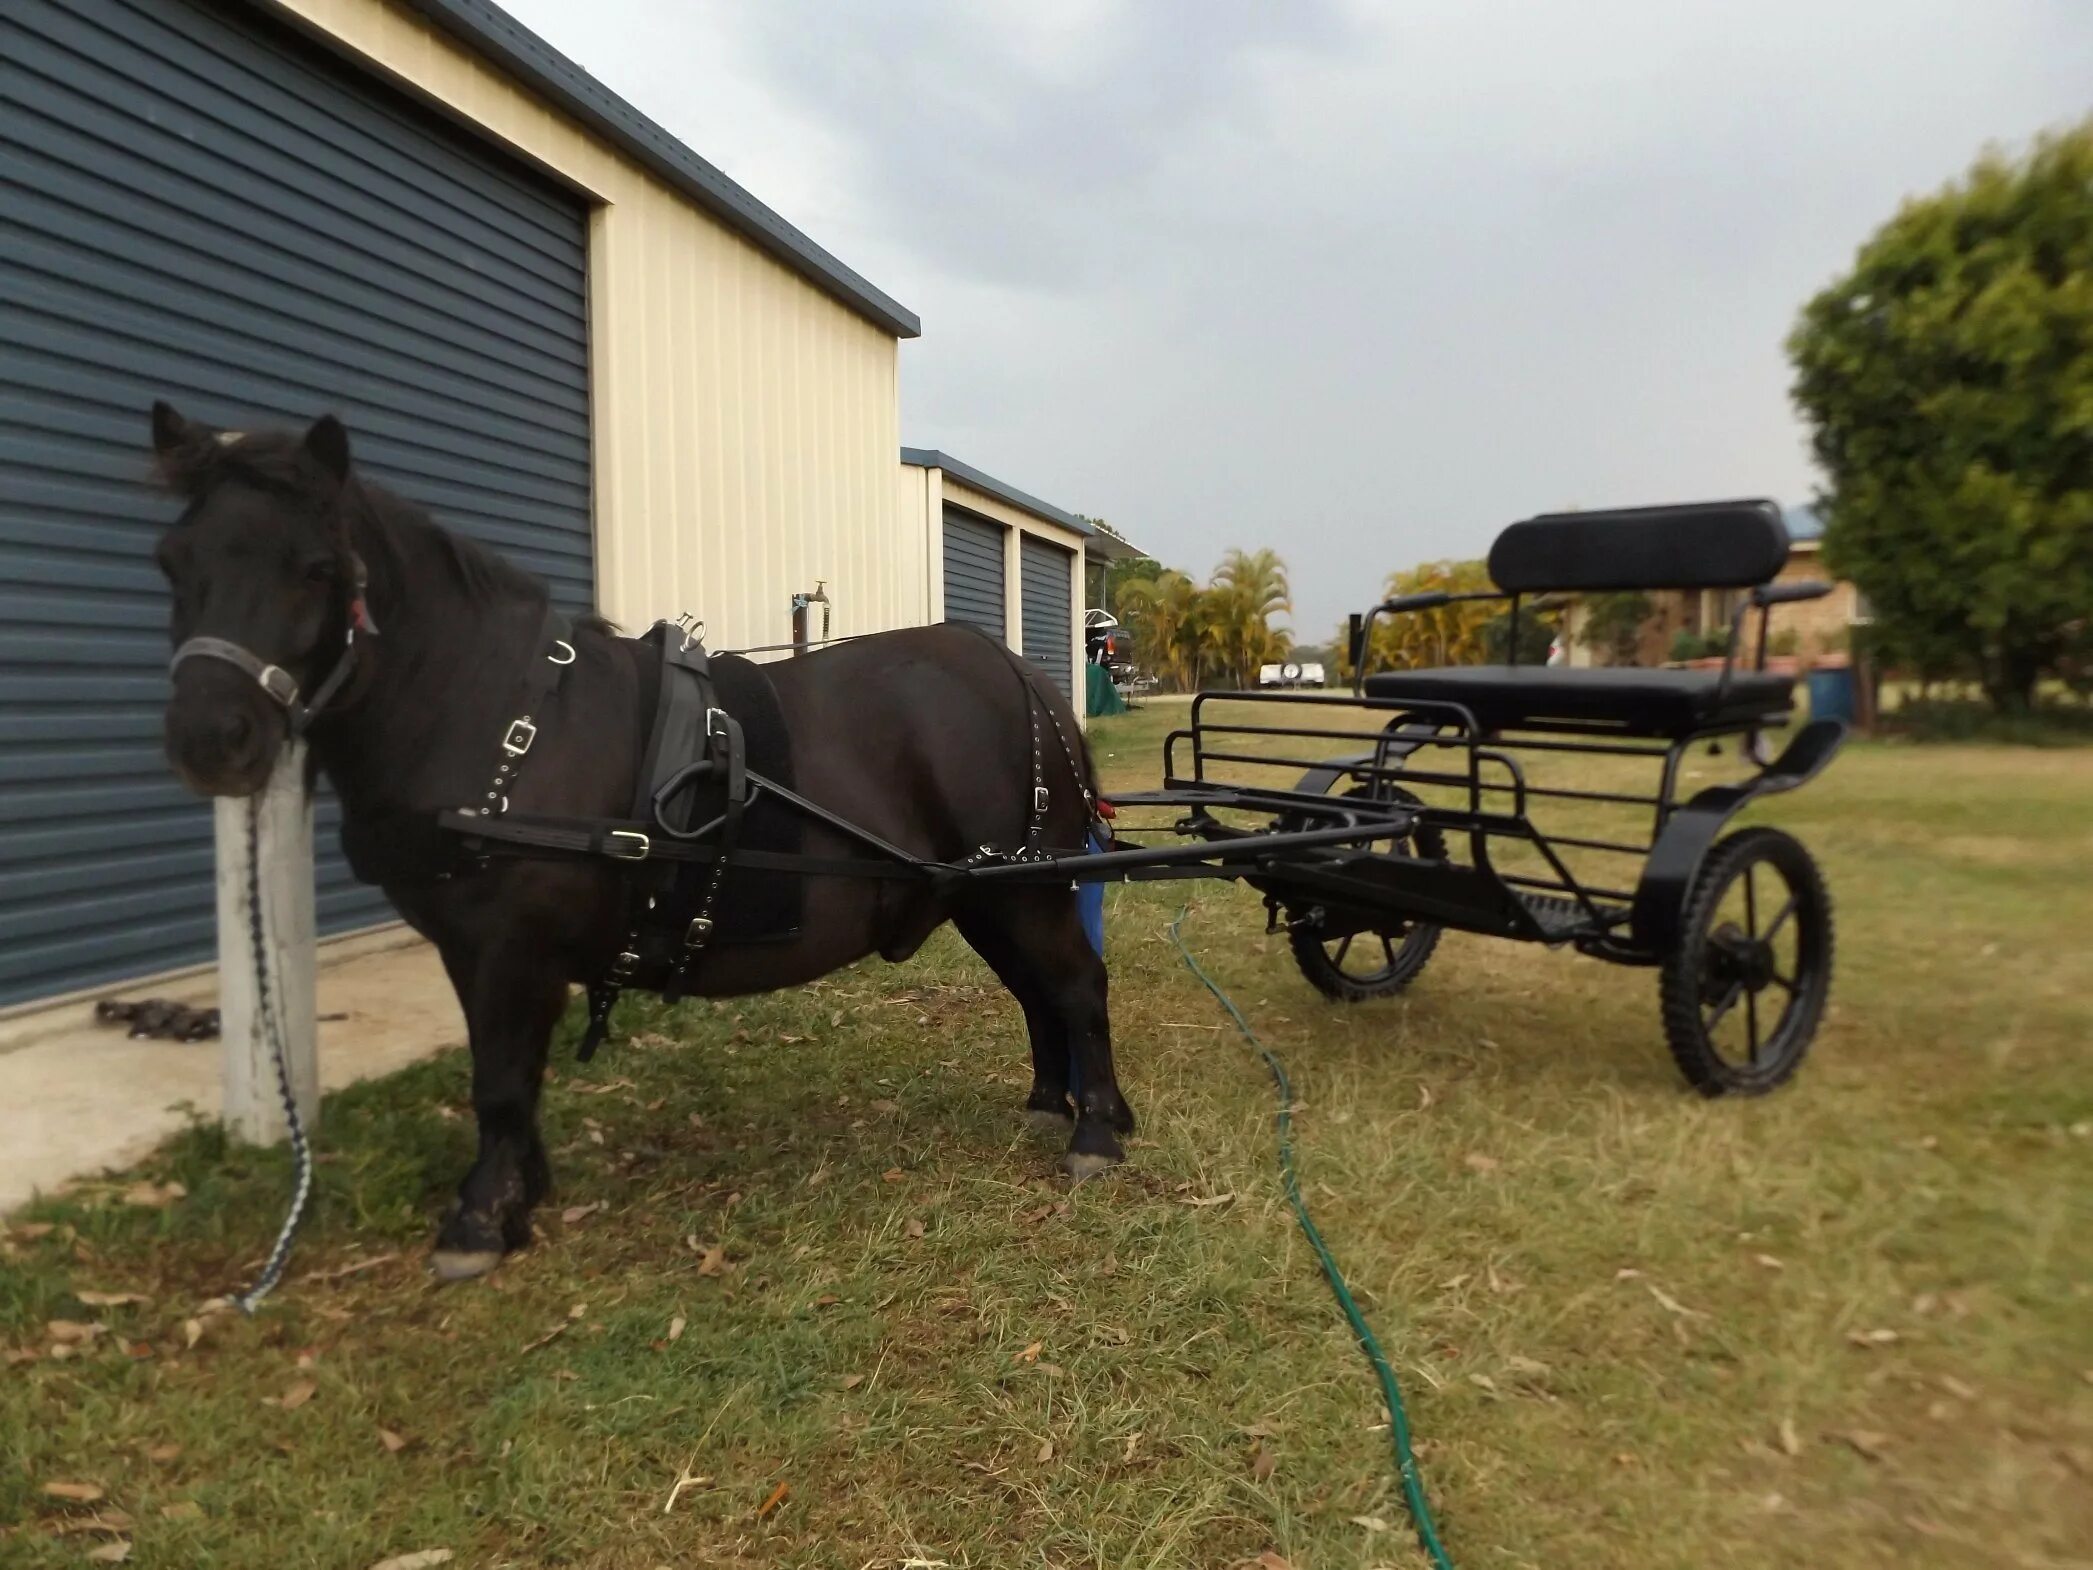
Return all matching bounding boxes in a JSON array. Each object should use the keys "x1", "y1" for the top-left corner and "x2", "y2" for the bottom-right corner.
[{"x1": 2, "y1": 701, "x2": 2089, "y2": 1569}]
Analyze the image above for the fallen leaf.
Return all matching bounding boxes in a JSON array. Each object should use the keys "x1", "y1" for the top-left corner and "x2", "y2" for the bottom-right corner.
[
  {"x1": 1035, "y1": 1361, "x2": 1065, "y2": 1377},
  {"x1": 667, "y1": 1315, "x2": 686, "y2": 1342},
  {"x1": 1463, "y1": 1152, "x2": 1498, "y2": 1174},
  {"x1": 1505, "y1": 1355, "x2": 1551, "y2": 1379},
  {"x1": 1831, "y1": 1429, "x2": 1890, "y2": 1461},
  {"x1": 378, "y1": 1428, "x2": 408, "y2": 1454},
  {"x1": 905, "y1": 1218, "x2": 926, "y2": 1240},
  {"x1": 1178, "y1": 1192, "x2": 1237, "y2": 1209},
  {"x1": 1350, "y1": 1514, "x2": 1392, "y2": 1531},
  {"x1": 1122, "y1": 1432, "x2": 1141, "y2": 1463},
  {"x1": 42, "y1": 1481, "x2": 105, "y2": 1503},
  {"x1": 1014, "y1": 1341, "x2": 1043, "y2": 1364},
  {"x1": 14, "y1": 1222, "x2": 56, "y2": 1240},
  {"x1": 1614, "y1": 1266, "x2": 1643, "y2": 1281},
  {"x1": 48, "y1": 1318, "x2": 107, "y2": 1345},
  {"x1": 560, "y1": 1202, "x2": 605, "y2": 1225},
  {"x1": 1035, "y1": 1437, "x2": 1054, "y2": 1463},
  {"x1": 367, "y1": 1553, "x2": 454, "y2": 1570},
  {"x1": 754, "y1": 1480, "x2": 790, "y2": 1520},
  {"x1": 1846, "y1": 1328, "x2": 1900, "y2": 1348},
  {"x1": 161, "y1": 1502, "x2": 203, "y2": 1521},
  {"x1": 838, "y1": 1373, "x2": 865, "y2": 1390},
  {"x1": 1249, "y1": 1441, "x2": 1277, "y2": 1482},
  {"x1": 568, "y1": 1302, "x2": 588, "y2": 1321},
  {"x1": 1647, "y1": 1284, "x2": 1703, "y2": 1318},
  {"x1": 812, "y1": 1294, "x2": 840, "y2": 1310},
  {"x1": 1778, "y1": 1418, "x2": 1802, "y2": 1456},
  {"x1": 1255, "y1": 1550, "x2": 1293, "y2": 1569},
  {"x1": 278, "y1": 1380, "x2": 317, "y2": 1412},
  {"x1": 146, "y1": 1445, "x2": 181, "y2": 1463},
  {"x1": 696, "y1": 1246, "x2": 727, "y2": 1277},
  {"x1": 119, "y1": 1181, "x2": 186, "y2": 1210},
  {"x1": 1939, "y1": 1374, "x2": 1978, "y2": 1401},
  {"x1": 870, "y1": 1099, "x2": 900, "y2": 1114},
  {"x1": 882, "y1": 1167, "x2": 906, "y2": 1184},
  {"x1": 74, "y1": 1291, "x2": 150, "y2": 1308},
  {"x1": 1753, "y1": 1253, "x2": 1785, "y2": 1271},
  {"x1": 520, "y1": 1323, "x2": 568, "y2": 1354},
  {"x1": 1468, "y1": 1373, "x2": 1499, "y2": 1394},
  {"x1": 85, "y1": 1544, "x2": 132, "y2": 1564}
]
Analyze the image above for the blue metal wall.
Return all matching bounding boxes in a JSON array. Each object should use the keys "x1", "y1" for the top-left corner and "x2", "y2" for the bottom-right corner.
[
  {"x1": 0, "y1": 0, "x2": 594, "y2": 1007},
  {"x1": 941, "y1": 508, "x2": 1005, "y2": 641},
  {"x1": 1020, "y1": 534, "x2": 1074, "y2": 699}
]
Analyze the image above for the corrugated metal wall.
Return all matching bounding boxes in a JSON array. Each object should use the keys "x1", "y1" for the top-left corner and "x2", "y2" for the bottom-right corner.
[
  {"x1": 280, "y1": 0, "x2": 919, "y2": 650},
  {"x1": 0, "y1": 0, "x2": 592, "y2": 1007},
  {"x1": 1020, "y1": 535, "x2": 1075, "y2": 698},
  {"x1": 941, "y1": 510, "x2": 1006, "y2": 639}
]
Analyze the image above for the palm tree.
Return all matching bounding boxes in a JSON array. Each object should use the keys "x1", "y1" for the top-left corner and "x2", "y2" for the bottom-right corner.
[
  {"x1": 1208, "y1": 548, "x2": 1293, "y2": 688},
  {"x1": 1116, "y1": 568, "x2": 1206, "y2": 690}
]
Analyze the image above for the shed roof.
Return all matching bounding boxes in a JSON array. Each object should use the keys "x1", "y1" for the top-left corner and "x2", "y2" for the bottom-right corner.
[
  {"x1": 403, "y1": 0, "x2": 919, "y2": 338},
  {"x1": 902, "y1": 447, "x2": 1094, "y2": 537}
]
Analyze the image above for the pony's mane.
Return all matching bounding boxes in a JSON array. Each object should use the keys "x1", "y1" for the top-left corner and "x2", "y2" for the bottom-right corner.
[{"x1": 161, "y1": 425, "x2": 550, "y2": 612}]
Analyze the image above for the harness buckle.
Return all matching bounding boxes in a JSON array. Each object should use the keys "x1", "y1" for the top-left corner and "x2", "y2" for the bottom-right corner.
[
  {"x1": 257, "y1": 665, "x2": 299, "y2": 708},
  {"x1": 684, "y1": 916, "x2": 714, "y2": 947},
  {"x1": 603, "y1": 830, "x2": 650, "y2": 861},
  {"x1": 705, "y1": 707, "x2": 728, "y2": 739},
  {"x1": 609, "y1": 949, "x2": 640, "y2": 981},
  {"x1": 548, "y1": 639, "x2": 576, "y2": 666},
  {"x1": 502, "y1": 717, "x2": 537, "y2": 756},
  {"x1": 1033, "y1": 786, "x2": 1050, "y2": 815}
]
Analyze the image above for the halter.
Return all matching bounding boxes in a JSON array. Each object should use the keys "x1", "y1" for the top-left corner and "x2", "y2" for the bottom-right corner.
[{"x1": 168, "y1": 559, "x2": 378, "y2": 738}]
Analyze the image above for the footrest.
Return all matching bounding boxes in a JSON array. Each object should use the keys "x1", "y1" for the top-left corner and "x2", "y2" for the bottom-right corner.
[{"x1": 1513, "y1": 890, "x2": 1626, "y2": 939}]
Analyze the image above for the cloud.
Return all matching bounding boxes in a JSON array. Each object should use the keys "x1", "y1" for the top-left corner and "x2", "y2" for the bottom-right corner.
[{"x1": 503, "y1": 0, "x2": 2092, "y2": 635}]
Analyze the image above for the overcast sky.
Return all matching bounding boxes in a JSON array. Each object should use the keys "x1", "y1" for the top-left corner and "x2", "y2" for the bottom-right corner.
[{"x1": 502, "y1": 0, "x2": 2090, "y2": 638}]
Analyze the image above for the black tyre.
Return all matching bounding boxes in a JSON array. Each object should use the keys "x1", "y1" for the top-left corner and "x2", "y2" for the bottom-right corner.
[
  {"x1": 1659, "y1": 826, "x2": 1832, "y2": 1096},
  {"x1": 1287, "y1": 787, "x2": 1446, "y2": 1002}
]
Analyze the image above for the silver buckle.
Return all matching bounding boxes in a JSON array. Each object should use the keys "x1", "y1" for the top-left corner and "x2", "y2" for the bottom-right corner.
[
  {"x1": 548, "y1": 639, "x2": 576, "y2": 666},
  {"x1": 257, "y1": 665, "x2": 299, "y2": 708},
  {"x1": 609, "y1": 949, "x2": 640, "y2": 980},
  {"x1": 685, "y1": 916, "x2": 714, "y2": 947},
  {"x1": 502, "y1": 717, "x2": 537, "y2": 756},
  {"x1": 604, "y1": 830, "x2": 650, "y2": 861},
  {"x1": 705, "y1": 707, "x2": 728, "y2": 739},
  {"x1": 1033, "y1": 786, "x2": 1050, "y2": 814}
]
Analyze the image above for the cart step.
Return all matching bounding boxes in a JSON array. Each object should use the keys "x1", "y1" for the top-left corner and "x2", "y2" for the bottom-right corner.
[{"x1": 1514, "y1": 890, "x2": 1623, "y2": 939}]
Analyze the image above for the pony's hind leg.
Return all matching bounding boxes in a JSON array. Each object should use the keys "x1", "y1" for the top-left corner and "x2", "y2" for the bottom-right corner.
[
  {"x1": 954, "y1": 904, "x2": 1075, "y2": 1131},
  {"x1": 964, "y1": 891, "x2": 1133, "y2": 1179},
  {"x1": 431, "y1": 942, "x2": 569, "y2": 1281}
]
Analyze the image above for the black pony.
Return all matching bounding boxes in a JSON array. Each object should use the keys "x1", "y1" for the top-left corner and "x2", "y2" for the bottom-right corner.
[{"x1": 149, "y1": 403, "x2": 1133, "y2": 1280}]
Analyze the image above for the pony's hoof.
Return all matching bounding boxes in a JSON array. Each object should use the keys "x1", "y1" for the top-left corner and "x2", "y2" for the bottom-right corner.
[
  {"x1": 1061, "y1": 1149, "x2": 1121, "y2": 1184},
  {"x1": 429, "y1": 1248, "x2": 503, "y2": 1282},
  {"x1": 1027, "y1": 1107, "x2": 1076, "y2": 1138}
]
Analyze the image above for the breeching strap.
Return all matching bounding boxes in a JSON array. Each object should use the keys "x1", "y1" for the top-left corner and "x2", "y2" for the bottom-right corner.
[{"x1": 1166, "y1": 904, "x2": 1456, "y2": 1570}]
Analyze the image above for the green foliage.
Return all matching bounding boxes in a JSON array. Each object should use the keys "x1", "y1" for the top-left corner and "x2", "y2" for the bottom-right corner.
[
  {"x1": 1670, "y1": 628, "x2": 1729, "y2": 664},
  {"x1": 1578, "y1": 591, "x2": 1654, "y2": 665},
  {"x1": 1768, "y1": 627, "x2": 1802, "y2": 659},
  {"x1": 1788, "y1": 119, "x2": 2093, "y2": 712},
  {"x1": 1481, "y1": 606, "x2": 1556, "y2": 664},
  {"x1": 1115, "y1": 549, "x2": 1293, "y2": 690}
]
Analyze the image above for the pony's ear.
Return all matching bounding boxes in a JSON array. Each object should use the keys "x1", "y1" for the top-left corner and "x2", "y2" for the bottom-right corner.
[
  {"x1": 304, "y1": 415, "x2": 350, "y2": 486},
  {"x1": 149, "y1": 400, "x2": 222, "y2": 495}
]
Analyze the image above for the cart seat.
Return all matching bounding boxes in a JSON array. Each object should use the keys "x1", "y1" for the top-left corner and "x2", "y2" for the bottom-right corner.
[{"x1": 1361, "y1": 664, "x2": 1794, "y2": 737}]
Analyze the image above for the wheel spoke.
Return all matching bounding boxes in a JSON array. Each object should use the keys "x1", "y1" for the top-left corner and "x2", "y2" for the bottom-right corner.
[
  {"x1": 1770, "y1": 972, "x2": 1797, "y2": 994},
  {"x1": 1761, "y1": 894, "x2": 1799, "y2": 945},
  {"x1": 1744, "y1": 984, "x2": 1761, "y2": 1063},
  {"x1": 1333, "y1": 934, "x2": 1354, "y2": 967},
  {"x1": 1743, "y1": 862, "x2": 1759, "y2": 939},
  {"x1": 1381, "y1": 935, "x2": 1399, "y2": 972},
  {"x1": 1704, "y1": 979, "x2": 1745, "y2": 1032}
]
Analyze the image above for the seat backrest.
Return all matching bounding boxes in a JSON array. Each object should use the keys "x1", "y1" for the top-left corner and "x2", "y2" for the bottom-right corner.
[{"x1": 1487, "y1": 499, "x2": 1788, "y2": 594}]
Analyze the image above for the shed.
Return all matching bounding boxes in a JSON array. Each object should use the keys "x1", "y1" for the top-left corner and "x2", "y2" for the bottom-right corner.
[
  {"x1": 0, "y1": 0, "x2": 921, "y2": 1011},
  {"x1": 898, "y1": 450, "x2": 1093, "y2": 705}
]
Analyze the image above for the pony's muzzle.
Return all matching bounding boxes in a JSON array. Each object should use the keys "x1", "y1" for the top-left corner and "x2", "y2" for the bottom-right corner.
[{"x1": 165, "y1": 670, "x2": 282, "y2": 797}]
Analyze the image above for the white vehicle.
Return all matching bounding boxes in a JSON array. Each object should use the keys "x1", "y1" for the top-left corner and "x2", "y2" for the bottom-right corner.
[{"x1": 1258, "y1": 661, "x2": 1325, "y2": 689}]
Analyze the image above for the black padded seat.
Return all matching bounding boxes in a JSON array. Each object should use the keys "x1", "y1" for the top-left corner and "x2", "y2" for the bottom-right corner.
[{"x1": 1361, "y1": 664, "x2": 1794, "y2": 737}]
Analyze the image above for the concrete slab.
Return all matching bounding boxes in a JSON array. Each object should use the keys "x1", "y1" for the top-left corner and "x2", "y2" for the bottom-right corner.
[{"x1": 0, "y1": 934, "x2": 463, "y2": 1215}]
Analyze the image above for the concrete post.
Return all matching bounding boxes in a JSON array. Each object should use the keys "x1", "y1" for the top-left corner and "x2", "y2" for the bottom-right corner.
[{"x1": 216, "y1": 742, "x2": 318, "y2": 1145}]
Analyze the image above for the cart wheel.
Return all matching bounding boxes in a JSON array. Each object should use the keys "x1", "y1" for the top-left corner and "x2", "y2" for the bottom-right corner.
[
  {"x1": 1288, "y1": 787, "x2": 1446, "y2": 1002},
  {"x1": 1659, "y1": 826, "x2": 1832, "y2": 1096}
]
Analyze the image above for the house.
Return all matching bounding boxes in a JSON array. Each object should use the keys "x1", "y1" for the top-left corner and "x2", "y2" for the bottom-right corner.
[{"x1": 1556, "y1": 505, "x2": 1863, "y2": 666}]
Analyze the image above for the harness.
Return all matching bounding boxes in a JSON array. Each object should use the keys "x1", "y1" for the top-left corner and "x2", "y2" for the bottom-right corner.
[{"x1": 174, "y1": 604, "x2": 1098, "y2": 1063}]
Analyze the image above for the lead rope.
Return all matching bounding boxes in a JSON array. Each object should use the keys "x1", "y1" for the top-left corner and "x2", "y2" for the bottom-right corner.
[
  {"x1": 1167, "y1": 905, "x2": 1456, "y2": 1570},
  {"x1": 231, "y1": 795, "x2": 315, "y2": 1314}
]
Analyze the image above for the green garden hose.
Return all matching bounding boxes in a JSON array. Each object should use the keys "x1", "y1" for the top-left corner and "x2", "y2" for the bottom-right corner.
[{"x1": 1168, "y1": 906, "x2": 1456, "y2": 1570}]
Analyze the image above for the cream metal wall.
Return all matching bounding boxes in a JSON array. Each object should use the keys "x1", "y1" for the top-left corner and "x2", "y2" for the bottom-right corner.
[{"x1": 276, "y1": 0, "x2": 922, "y2": 647}]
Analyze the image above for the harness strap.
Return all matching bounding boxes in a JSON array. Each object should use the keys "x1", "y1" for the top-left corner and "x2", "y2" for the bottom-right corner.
[{"x1": 460, "y1": 605, "x2": 575, "y2": 820}]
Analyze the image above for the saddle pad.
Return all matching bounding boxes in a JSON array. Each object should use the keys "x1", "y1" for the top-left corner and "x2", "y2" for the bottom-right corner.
[{"x1": 634, "y1": 630, "x2": 801, "y2": 946}]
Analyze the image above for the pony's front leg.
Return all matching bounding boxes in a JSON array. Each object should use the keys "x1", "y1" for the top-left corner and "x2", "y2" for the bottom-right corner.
[{"x1": 431, "y1": 950, "x2": 569, "y2": 1281}]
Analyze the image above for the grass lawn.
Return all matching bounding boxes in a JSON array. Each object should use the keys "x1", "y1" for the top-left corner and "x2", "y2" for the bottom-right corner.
[{"x1": 3, "y1": 699, "x2": 2090, "y2": 1569}]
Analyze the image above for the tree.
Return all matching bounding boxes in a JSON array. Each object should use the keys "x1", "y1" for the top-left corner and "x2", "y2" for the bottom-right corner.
[
  {"x1": 1370, "y1": 560, "x2": 1497, "y2": 670},
  {"x1": 1205, "y1": 548, "x2": 1293, "y2": 688},
  {"x1": 1578, "y1": 591, "x2": 1653, "y2": 666},
  {"x1": 1114, "y1": 567, "x2": 1206, "y2": 689},
  {"x1": 1787, "y1": 120, "x2": 2093, "y2": 711}
]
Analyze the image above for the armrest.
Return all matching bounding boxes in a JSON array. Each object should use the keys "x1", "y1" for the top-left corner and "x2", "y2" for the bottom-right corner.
[
  {"x1": 1753, "y1": 579, "x2": 1831, "y2": 607},
  {"x1": 1378, "y1": 589, "x2": 1504, "y2": 616}
]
